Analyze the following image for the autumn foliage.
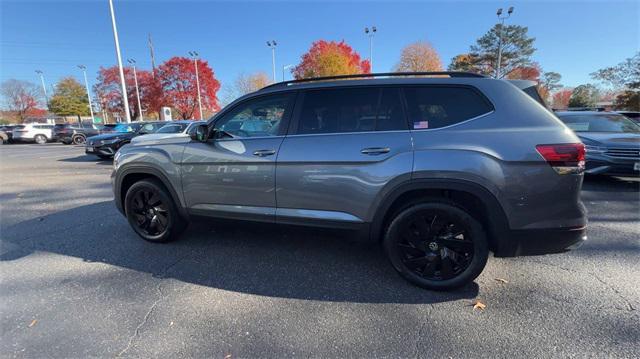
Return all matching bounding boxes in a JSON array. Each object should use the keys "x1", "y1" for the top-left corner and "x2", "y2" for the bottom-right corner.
[
  {"x1": 552, "y1": 89, "x2": 573, "y2": 109},
  {"x1": 293, "y1": 40, "x2": 370, "y2": 79},
  {"x1": 94, "y1": 66, "x2": 163, "y2": 120},
  {"x1": 157, "y1": 57, "x2": 221, "y2": 120},
  {"x1": 395, "y1": 41, "x2": 443, "y2": 72}
]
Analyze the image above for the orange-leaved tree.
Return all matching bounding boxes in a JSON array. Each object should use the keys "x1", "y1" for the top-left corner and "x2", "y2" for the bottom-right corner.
[
  {"x1": 293, "y1": 40, "x2": 370, "y2": 79},
  {"x1": 395, "y1": 41, "x2": 443, "y2": 72},
  {"x1": 552, "y1": 89, "x2": 573, "y2": 109}
]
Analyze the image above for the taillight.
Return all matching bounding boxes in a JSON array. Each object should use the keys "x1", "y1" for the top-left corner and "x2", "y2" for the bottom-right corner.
[{"x1": 536, "y1": 143, "x2": 585, "y2": 175}]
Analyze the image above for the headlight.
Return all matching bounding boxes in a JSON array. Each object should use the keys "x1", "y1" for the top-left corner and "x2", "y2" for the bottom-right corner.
[{"x1": 584, "y1": 145, "x2": 606, "y2": 154}]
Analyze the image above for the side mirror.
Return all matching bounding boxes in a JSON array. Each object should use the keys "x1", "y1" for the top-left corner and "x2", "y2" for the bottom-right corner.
[{"x1": 190, "y1": 124, "x2": 210, "y2": 142}]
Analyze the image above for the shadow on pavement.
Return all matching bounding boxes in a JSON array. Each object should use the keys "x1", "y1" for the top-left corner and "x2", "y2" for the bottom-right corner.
[
  {"x1": 0, "y1": 201, "x2": 478, "y2": 304},
  {"x1": 57, "y1": 155, "x2": 112, "y2": 164},
  {"x1": 582, "y1": 175, "x2": 640, "y2": 193}
]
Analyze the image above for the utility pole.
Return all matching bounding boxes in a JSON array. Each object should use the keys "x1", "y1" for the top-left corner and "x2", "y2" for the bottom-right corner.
[
  {"x1": 127, "y1": 59, "x2": 143, "y2": 121},
  {"x1": 77, "y1": 65, "x2": 95, "y2": 122},
  {"x1": 495, "y1": 6, "x2": 514, "y2": 79},
  {"x1": 364, "y1": 26, "x2": 377, "y2": 72},
  {"x1": 108, "y1": 0, "x2": 131, "y2": 122},
  {"x1": 148, "y1": 33, "x2": 156, "y2": 76},
  {"x1": 34, "y1": 70, "x2": 49, "y2": 109},
  {"x1": 282, "y1": 64, "x2": 294, "y2": 82},
  {"x1": 188, "y1": 51, "x2": 204, "y2": 120},
  {"x1": 267, "y1": 41, "x2": 277, "y2": 82}
]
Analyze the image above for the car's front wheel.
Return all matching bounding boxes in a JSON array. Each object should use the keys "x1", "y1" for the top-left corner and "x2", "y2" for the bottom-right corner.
[
  {"x1": 34, "y1": 134, "x2": 47, "y2": 144},
  {"x1": 124, "y1": 179, "x2": 186, "y2": 243},
  {"x1": 72, "y1": 134, "x2": 86, "y2": 145},
  {"x1": 383, "y1": 201, "x2": 488, "y2": 291}
]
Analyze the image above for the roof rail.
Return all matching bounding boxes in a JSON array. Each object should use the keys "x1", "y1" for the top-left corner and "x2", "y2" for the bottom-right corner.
[{"x1": 260, "y1": 71, "x2": 486, "y2": 91}]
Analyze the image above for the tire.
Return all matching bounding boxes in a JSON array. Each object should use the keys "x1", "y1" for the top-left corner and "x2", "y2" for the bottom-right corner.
[
  {"x1": 34, "y1": 134, "x2": 47, "y2": 144},
  {"x1": 383, "y1": 200, "x2": 489, "y2": 291},
  {"x1": 124, "y1": 178, "x2": 187, "y2": 243},
  {"x1": 72, "y1": 134, "x2": 86, "y2": 145}
]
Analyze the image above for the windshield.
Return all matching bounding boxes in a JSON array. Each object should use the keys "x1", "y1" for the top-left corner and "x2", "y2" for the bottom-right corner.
[
  {"x1": 113, "y1": 124, "x2": 140, "y2": 133},
  {"x1": 558, "y1": 114, "x2": 640, "y2": 133},
  {"x1": 156, "y1": 123, "x2": 188, "y2": 134}
]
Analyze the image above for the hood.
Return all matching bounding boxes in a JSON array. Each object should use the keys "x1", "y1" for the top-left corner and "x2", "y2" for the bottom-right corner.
[
  {"x1": 577, "y1": 132, "x2": 640, "y2": 148},
  {"x1": 86, "y1": 132, "x2": 136, "y2": 143},
  {"x1": 130, "y1": 133, "x2": 191, "y2": 146}
]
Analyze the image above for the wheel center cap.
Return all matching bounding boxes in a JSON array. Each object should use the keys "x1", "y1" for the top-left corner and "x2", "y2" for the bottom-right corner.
[{"x1": 428, "y1": 242, "x2": 439, "y2": 251}]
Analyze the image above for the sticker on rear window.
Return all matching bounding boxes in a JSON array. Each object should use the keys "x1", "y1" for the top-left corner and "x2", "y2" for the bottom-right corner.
[{"x1": 414, "y1": 121, "x2": 429, "y2": 129}]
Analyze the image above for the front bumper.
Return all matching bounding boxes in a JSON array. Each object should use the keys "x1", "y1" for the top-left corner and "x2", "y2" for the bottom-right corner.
[
  {"x1": 585, "y1": 153, "x2": 640, "y2": 176},
  {"x1": 85, "y1": 143, "x2": 117, "y2": 157}
]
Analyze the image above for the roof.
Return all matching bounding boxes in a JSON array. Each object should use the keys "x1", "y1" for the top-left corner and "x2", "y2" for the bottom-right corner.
[{"x1": 555, "y1": 111, "x2": 619, "y2": 116}]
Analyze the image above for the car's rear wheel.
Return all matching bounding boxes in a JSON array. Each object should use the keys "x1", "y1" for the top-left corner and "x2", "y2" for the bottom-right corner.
[
  {"x1": 72, "y1": 134, "x2": 86, "y2": 145},
  {"x1": 124, "y1": 179, "x2": 186, "y2": 243},
  {"x1": 34, "y1": 134, "x2": 47, "y2": 144},
  {"x1": 383, "y1": 201, "x2": 488, "y2": 291}
]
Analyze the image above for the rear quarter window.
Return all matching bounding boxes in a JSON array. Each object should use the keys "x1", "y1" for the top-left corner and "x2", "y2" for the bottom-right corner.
[{"x1": 404, "y1": 86, "x2": 493, "y2": 130}]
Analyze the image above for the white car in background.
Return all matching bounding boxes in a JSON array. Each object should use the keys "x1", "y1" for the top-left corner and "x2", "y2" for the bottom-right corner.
[
  {"x1": 130, "y1": 120, "x2": 205, "y2": 144},
  {"x1": 12, "y1": 123, "x2": 55, "y2": 144}
]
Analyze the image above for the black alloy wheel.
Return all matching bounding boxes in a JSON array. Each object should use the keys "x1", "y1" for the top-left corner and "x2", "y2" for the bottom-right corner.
[
  {"x1": 384, "y1": 201, "x2": 488, "y2": 290},
  {"x1": 124, "y1": 179, "x2": 186, "y2": 242},
  {"x1": 72, "y1": 135, "x2": 86, "y2": 145}
]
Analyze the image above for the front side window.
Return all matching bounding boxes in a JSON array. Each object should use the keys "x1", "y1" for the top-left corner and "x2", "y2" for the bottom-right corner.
[
  {"x1": 215, "y1": 93, "x2": 293, "y2": 138},
  {"x1": 404, "y1": 86, "x2": 494, "y2": 130},
  {"x1": 297, "y1": 87, "x2": 406, "y2": 135}
]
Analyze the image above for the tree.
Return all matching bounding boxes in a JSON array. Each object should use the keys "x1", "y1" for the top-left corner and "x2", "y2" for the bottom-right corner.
[
  {"x1": 568, "y1": 84, "x2": 600, "y2": 108},
  {"x1": 591, "y1": 52, "x2": 640, "y2": 110},
  {"x1": 94, "y1": 66, "x2": 164, "y2": 120},
  {"x1": 48, "y1": 77, "x2": 90, "y2": 116},
  {"x1": 222, "y1": 72, "x2": 271, "y2": 105},
  {"x1": 507, "y1": 63, "x2": 541, "y2": 81},
  {"x1": 0, "y1": 79, "x2": 42, "y2": 121},
  {"x1": 448, "y1": 53, "x2": 486, "y2": 73},
  {"x1": 458, "y1": 24, "x2": 536, "y2": 78},
  {"x1": 293, "y1": 40, "x2": 370, "y2": 79},
  {"x1": 552, "y1": 89, "x2": 573, "y2": 109},
  {"x1": 394, "y1": 41, "x2": 443, "y2": 72},
  {"x1": 157, "y1": 57, "x2": 221, "y2": 120}
]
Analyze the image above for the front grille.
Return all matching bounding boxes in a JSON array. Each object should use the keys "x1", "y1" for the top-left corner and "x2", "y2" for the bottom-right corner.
[{"x1": 605, "y1": 147, "x2": 640, "y2": 159}]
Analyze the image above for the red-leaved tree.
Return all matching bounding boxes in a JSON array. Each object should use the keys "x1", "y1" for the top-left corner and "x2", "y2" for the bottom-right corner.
[
  {"x1": 157, "y1": 57, "x2": 220, "y2": 120},
  {"x1": 552, "y1": 89, "x2": 573, "y2": 109},
  {"x1": 94, "y1": 66, "x2": 163, "y2": 120},
  {"x1": 507, "y1": 63, "x2": 542, "y2": 81},
  {"x1": 293, "y1": 40, "x2": 371, "y2": 79}
]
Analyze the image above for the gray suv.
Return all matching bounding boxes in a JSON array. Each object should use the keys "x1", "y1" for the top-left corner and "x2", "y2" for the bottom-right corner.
[{"x1": 111, "y1": 72, "x2": 587, "y2": 290}]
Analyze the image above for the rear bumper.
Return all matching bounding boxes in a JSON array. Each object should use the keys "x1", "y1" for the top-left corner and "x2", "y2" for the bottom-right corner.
[{"x1": 496, "y1": 226, "x2": 587, "y2": 257}]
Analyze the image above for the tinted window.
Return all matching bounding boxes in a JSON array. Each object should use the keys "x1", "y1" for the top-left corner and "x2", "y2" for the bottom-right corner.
[
  {"x1": 156, "y1": 123, "x2": 189, "y2": 134},
  {"x1": 558, "y1": 114, "x2": 640, "y2": 133},
  {"x1": 404, "y1": 86, "x2": 493, "y2": 130},
  {"x1": 215, "y1": 93, "x2": 293, "y2": 138},
  {"x1": 522, "y1": 86, "x2": 547, "y2": 107},
  {"x1": 298, "y1": 87, "x2": 406, "y2": 135}
]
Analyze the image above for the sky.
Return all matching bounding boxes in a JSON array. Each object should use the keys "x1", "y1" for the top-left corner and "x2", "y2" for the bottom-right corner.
[{"x1": 1, "y1": 0, "x2": 638, "y2": 99}]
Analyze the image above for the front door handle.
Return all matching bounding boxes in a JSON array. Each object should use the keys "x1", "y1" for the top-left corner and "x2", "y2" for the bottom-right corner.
[
  {"x1": 253, "y1": 149, "x2": 276, "y2": 157},
  {"x1": 361, "y1": 147, "x2": 390, "y2": 155}
]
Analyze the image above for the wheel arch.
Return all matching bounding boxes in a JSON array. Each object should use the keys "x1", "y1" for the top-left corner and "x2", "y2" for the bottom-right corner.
[{"x1": 370, "y1": 179, "x2": 511, "y2": 254}]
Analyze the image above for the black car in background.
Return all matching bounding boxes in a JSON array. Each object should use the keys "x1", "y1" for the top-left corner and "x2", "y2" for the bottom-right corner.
[
  {"x1": 53, "y1": 123, "x2": 107, "y2": 145},
  {"x1": 556, "y1": 111, "x2": 640, "y2": 176},
  {"x1": 85, "y1": 121, "x2": 167, "y2": 159},
  {"x1": 0, "y1": 125, "x2": 17, "y2": 143}
]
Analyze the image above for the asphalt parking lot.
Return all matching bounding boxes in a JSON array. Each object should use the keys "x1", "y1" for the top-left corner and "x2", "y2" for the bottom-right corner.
[{"x1": 1, "y1": 143, "x2": 639, "y2": 358}]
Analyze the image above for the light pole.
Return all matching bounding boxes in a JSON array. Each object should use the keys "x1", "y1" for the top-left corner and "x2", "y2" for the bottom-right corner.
[
  {"x1": 108, "y1": 0, "x2": 131, "y2": 122},
  {"x1": 127, "y1": 59, "x2": 143, "y2": 121},
  {"x1": 364, "y1": 26, "x2": 377, "y2": 72},
  {"x1": 77, "y1": 65, "x2": 95, "y2": 122},
  {"x1": 282, "y1": 64, "x2": 294, "y2": 82},
  {"x1": 267, "y1": 40, "x2": 277, "y2": 82},
  {"x1": 188, "y1": 51, "x2": 204, "y2": 120},
  {"x1": 34, "y1": 70, "x2": 49, "y2": 110},
  {"x1": 495, "y1": 6, "x2": 514, "y2": 79}
]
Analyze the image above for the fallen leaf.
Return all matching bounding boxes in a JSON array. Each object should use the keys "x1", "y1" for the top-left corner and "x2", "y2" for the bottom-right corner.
[
  {"x1": 472, "y1": 300, "x2": 486, "y2": 311},
  {"x1": 28, "y1": 319, "x2": 37, "y2": 327},
  {"x1": 224, "y1": 354, "x2": 232, "y2": 359},
  {"x1": 495, "y1": 278, "x2": 509, "y2": 284},
  {"x1": 169, "y1": 321, "x2": 174, "y2": 326}
]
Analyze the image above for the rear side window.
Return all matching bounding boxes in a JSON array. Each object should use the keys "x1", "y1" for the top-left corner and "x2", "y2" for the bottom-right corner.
[
  {"x1": 522, "y1": 85, "x2": 547, "y2": 107},
  {"x1": 404, "y1": 86, "x2": 493, "y2": 130},
  {"x1": 298, "y1": 87, "x2": 407, "y2": 134}
]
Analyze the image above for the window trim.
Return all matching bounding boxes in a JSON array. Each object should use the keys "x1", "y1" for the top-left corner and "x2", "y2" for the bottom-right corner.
[
  {"x1": 402, "y1": 84, "x2": 495, "y2": 132},
  {"x1": 209, "y1": 91, "x2": 298, "y2": 138},
  {"x1": 288, "y1": 85, "x2": 409, "y2": 136}
]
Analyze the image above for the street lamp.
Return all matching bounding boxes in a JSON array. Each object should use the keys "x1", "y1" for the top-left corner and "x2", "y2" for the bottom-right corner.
[
  {"x1": 108, "y1": 0, "x2": 131, "y2": 122},
  {"x1": 364, "y1": 26, "x2": 377, "y2": 72},
  {"x1": 495, "y1": 6, "x2": 514, "y2": 79},
  {"x1": 282, "y1": 64, "x2": 294, "y2": 82},
  {"x1": 34, "y1": 70, "x2": 49, "y2": 109},
  {"x1": 77, "y1": 65, "x2": 95, "y2": 122},
  {"x1": 267, "y1": 40, "x2": 277, "y2": 82},
  {"x1": 188, "y1": 51, "x2": 204, "y2": 120},
  {"x1": 127, "y1": 59, "x2": 143, "y2": 121}
]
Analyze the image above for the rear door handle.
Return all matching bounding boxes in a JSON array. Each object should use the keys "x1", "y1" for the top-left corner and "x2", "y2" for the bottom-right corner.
[
  {"x1": 360, "y1": 147, "x2": 390, "y2": 155},
  {"x1": 253, "y1": 149, "x2": 276, "y2": 157}
]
